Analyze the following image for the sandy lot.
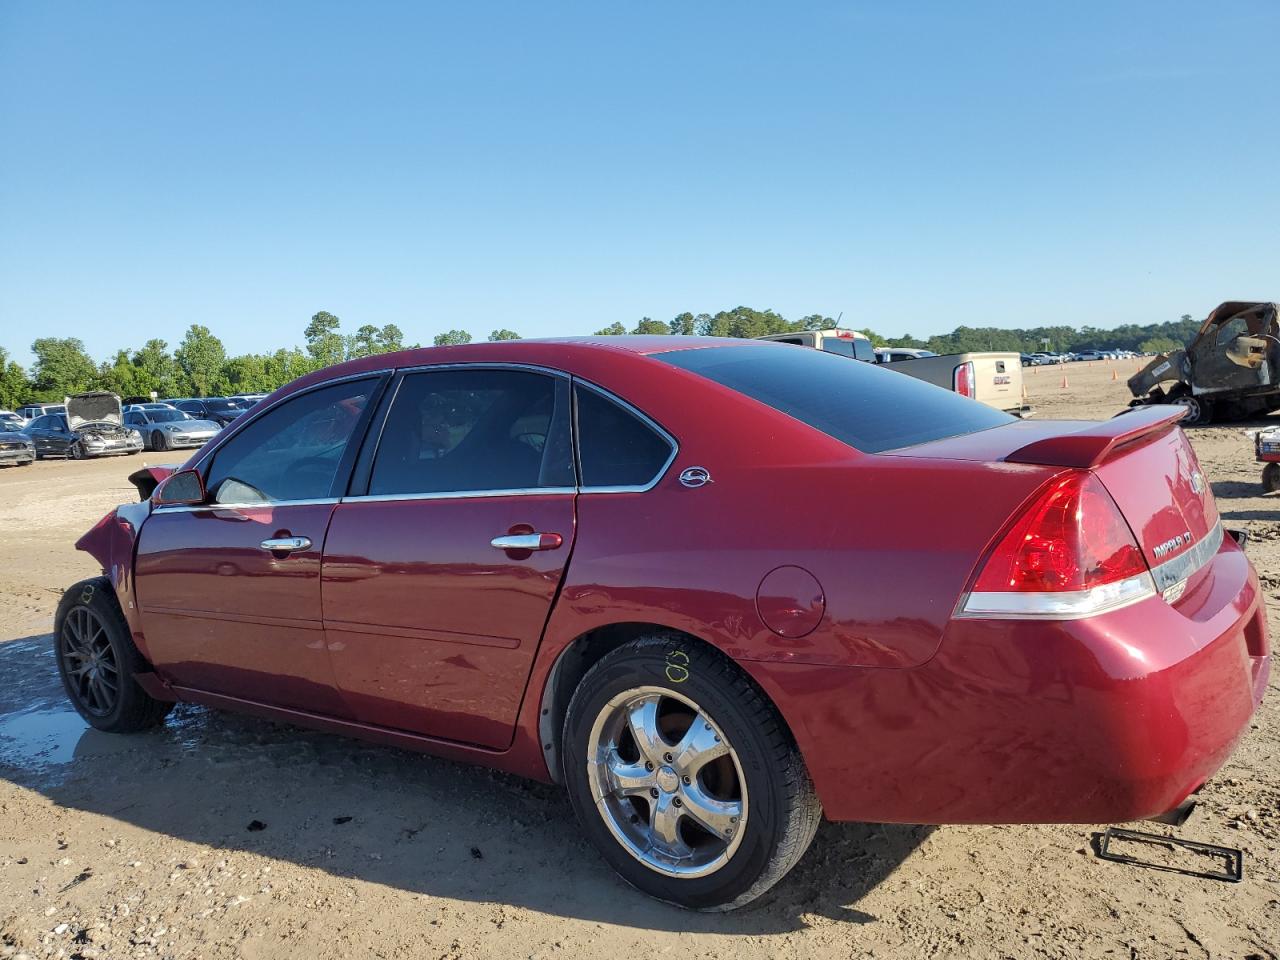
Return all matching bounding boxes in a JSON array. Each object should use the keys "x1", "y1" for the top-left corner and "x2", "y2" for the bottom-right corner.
[{"x1": 1, "y1": 362, "x2": 1277, "y2": 960}]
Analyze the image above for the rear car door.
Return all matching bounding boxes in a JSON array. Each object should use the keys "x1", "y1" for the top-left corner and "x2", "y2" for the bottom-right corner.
[
  {"x1": 321, "y1": 366, "x2": 577, "y2": 748},
  {"x1": 134, "y1": 375, "x2": 384, "y2": 715}
]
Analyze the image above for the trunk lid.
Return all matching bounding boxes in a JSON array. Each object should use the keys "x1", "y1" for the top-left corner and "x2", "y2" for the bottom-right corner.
[
  {"x1": 67, "y1": 391, "x2": 124, "y2": 429},
  {"x1": 886, "y1": 405, "x2": 1219, "y2": 572}
]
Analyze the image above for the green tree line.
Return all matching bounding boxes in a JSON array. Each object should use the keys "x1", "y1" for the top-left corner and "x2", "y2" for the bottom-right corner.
[{"x1": 0, "y1": 307, "x2": 1201, "y2": 409}]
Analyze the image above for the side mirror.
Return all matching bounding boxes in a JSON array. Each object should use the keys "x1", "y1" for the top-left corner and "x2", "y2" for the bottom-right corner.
[{"x1": 153, "y1": 469, "x2": 207, "y2": 506}]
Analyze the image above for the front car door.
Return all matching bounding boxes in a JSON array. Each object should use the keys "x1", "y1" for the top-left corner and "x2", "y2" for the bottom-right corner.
[
  {"x1": 134, "y1": 375, "x2": 385, "y2": 715},
  {"x1": 321, "y1": 366, "x2": 577, "y2": 748}
]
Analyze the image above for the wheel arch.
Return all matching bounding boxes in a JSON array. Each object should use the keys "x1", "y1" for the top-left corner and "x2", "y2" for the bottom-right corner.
[{"x1": 536, "y1": 622, "x2": 800, "y2": 785}]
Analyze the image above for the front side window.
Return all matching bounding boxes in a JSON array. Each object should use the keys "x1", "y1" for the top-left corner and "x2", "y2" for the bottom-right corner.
[
  {"x1": 368, "y1": 369, "x2": 573, "y2": 496},
  {"x1": 27, "y1": 416, "x2": 51, "y2": 431},
  {"x1": 575, "y1": 385, "x2": 674, "y2": 489},
  {"x1": 205, "y1": 378, "x2": 376, "y2": 504}
]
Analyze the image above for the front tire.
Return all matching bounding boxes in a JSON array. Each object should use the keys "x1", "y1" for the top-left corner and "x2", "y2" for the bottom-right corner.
[
  {"x1": 54, "y1": 577, "x2": 173, "y2": 732},
  {"x1": 152, "y1": 430, "x2": 168, "y2": 451},
  {"x1": 562, "y1": 635, "x2": 821, "y2": 910},
  {"x1": 70, "y1": 441, "x2": 86, "y2": 460},
  {"x1": 1168, "y1": 389, "x2": 1212, "y2": 426}
]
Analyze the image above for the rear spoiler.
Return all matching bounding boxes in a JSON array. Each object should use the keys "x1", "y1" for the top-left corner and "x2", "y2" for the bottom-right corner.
[{"x1": 1006, "y1": 405, "x2": 1186, "y2": 469}]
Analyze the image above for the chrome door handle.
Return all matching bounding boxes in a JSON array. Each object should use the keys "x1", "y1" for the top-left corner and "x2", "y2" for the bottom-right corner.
[
  {"x1": 490, "y1": 532, "x2": 564, "y2": 552},
  {"x1": 260, "y1": 536, "x2": 312, "y2": 552}
]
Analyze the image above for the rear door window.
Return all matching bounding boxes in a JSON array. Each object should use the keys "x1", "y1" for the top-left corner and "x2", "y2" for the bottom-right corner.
[
  {"x1": 654, "y1": 343, "x2": 1012, "y2": 453},
  {"x1": 368, "y1": 368, "x2": 573, "y2": 496},
  {"x1": 205, "y1": 378, "x2": 377, "y2": 504},
  {"x1": 575, "y1": 384, "x2": 675, "y2": 489}
]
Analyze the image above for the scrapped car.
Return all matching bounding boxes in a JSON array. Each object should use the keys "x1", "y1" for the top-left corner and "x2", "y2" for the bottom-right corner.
[
  {"x1": 0, "y1": 430, "x2": 35, "y2": 467},
  {"x1": 123, "y1": 407, "x2": 221, "y2": 451},
  {"x1": 1128, "y1": 301, "x2": 1279, "y2": 426},
  {"x1": 0, "y1": 410, "x2": 26, "y2": 431},
  {"x1": 57, "y1": 338, "x2": 1269, "y2": 910},
  {"x1": 24, "y1": 392, "x2": 144, "y2": 459}
]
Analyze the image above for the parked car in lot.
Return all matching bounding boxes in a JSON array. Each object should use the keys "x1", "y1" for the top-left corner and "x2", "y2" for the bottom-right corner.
[
  {"x1": 15, "y1": 402, "x2": 66, "y2": 421},
  {"x1": 59, "y1": 338, "x2": 1269, "y2": 910},
  {"x1": 0, "y1": 429, "x2": 35, "y2": 467},
  {"x1": 171, "y1": 397, "x2": 248, "y2": 427},
  {"x1": 0, "y1": 410, "x2": 27, "y2": 430},
  {"x1": 24, "y1": 392, "x2": 143, "y2": 459},
  {"x1": 123, "y1": 407, "x2": 221, "y2": 451}
]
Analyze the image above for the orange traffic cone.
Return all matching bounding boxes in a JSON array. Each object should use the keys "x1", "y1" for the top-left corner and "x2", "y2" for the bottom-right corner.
[
  {"x1": 1061, "y1": 375, "x2": 1069, "y2": 389},
  {"x1": 1111, "y1": 369, "x2": 1118, "y2": 381}
]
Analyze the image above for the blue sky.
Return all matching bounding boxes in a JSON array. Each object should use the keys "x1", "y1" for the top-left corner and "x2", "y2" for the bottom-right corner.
[{"x1": 2, "y1": 2, "x2": 1277, "y2": 366}]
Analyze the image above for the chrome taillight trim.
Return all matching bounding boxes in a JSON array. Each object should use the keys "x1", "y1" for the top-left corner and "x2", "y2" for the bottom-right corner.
[{"x1": 957, "y1": 572, "x2": 1157, "y2": 620}]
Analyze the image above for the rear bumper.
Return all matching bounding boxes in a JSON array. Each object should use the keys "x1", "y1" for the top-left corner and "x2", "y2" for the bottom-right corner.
[{"x1": 749, "y1": 533, "x2": 1269, "y2": 824}]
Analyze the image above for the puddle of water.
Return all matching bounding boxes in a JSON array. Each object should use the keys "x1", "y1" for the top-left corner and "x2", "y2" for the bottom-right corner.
[{"x1": 0, "y1": 707, "x2": 88, "y2": 767}]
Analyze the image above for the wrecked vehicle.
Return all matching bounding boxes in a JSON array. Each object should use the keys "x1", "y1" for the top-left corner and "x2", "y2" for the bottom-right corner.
[
  {"x1": 0, "y1": 429, "x2": 35, "y2": 467},
  {"x1": 1128, "y1": 301, "x2": 1280, "y2": 425},
  {"x1": 50, "y1": 338, "x2": 1270, "y2": 910},
  {"x1": 23, "y1": 392, "x2": 144, "y2": 459}
]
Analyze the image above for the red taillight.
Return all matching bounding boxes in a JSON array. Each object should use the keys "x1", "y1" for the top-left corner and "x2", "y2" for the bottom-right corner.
[
  {"x1": 954, "y1": 361, "x2": 975, "y2": 398},
  {"x1": 962, "y1": 472, "x2": 1155, "y2": 618}
]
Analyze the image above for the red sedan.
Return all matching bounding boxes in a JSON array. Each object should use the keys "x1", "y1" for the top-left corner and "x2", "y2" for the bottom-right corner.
[{"x1": 60, "y1": 337, "x2": 1270, "y2": 909}]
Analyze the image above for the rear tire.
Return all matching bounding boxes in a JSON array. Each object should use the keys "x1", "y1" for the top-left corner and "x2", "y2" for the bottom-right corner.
[
  {"x1": 562, "y1": 634, "x2": 821, "y2": 911},
  {"x1": 54, "y1": 577, "x2": 173, "y2": 733}
]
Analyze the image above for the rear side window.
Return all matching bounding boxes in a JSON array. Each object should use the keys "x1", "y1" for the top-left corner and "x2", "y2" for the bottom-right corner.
[
  {"x1": 206, "y1": 378, "x2": 376, "y2": 503},
  {"x1": 575, "y1": 385, "x2": 674, "y2": 488},
  {"x1": 654, "y1": 343, "x2": 1012, "y2": 453},
  {"x1": 369, "y1": 369, "x2": 573, "y2": 496}
]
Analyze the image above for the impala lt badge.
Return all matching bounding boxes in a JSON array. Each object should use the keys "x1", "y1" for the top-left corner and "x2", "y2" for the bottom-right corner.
[{"x1": 1152, "y1": 530, "x2": 1194, "y2": 560}]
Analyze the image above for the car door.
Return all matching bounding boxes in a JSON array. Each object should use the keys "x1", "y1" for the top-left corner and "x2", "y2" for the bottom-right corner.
[
  {"x1": 23, "y1": 415, "x2": 52, "y2": 454},
  {"x1": 134, "y1": 375, "x2": 385, "y2": 715},
  {"x1": 43, "y1": 415, "x2": 74, "y2": 455},
  {"x1": 321, "y1": 366, "x2": 577, "y2": 748}
]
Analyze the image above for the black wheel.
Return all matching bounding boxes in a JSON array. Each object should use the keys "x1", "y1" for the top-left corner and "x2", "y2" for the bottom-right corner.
[
  {"x1": 70, "y1": 441, "x2": 86, "y2": 460},
  {"x1": 152, "y1": 430, "x2": 168, "y2": 451},
  {"x1": 562, "y1": 634, "x2": 821, "y2": 911},
  {"x1": 54, "y1": 577, "x2": 173, "y2": 732},
  {"x1": 1263, "y1": 463, "x2": 1280, "y2": 493}
]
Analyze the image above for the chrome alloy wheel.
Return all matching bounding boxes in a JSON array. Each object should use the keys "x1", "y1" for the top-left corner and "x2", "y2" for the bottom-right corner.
[
  {"x1": 587, "y1": 686, "x2": 747, "y2": 878},
  {"x1": 58, "y1": 606, "x2": 119, "y2": 717}
]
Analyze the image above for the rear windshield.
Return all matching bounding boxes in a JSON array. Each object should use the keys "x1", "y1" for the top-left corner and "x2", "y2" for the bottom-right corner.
[{"x1": 653, "y1": 343, "x2": 1013, "y2": 453}]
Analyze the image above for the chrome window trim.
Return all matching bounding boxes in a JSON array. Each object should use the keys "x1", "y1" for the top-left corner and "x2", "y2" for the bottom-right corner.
[
  {"x1": 153, "y1": 496, "x2": 342, "y2": 514},
  {"x1": 573, "y1": 379, "x2": 679, "y2": 494},
  {"x1": 342, "y1": 487, "x2": 577, "y2": 505}
]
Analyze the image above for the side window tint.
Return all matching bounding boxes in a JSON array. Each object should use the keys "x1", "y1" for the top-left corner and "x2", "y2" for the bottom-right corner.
[
  {"x1": 575, "y1": 385, "x2": 674, "y2": 488},
  {"x1": 821, "y1": 339, "x2": 857, "y2": 359},
  {"x1": 369, "y1": 369, "x2": 572, "y2": 496},
  {"x1": 206, "y1": 379, "x2": 375, "y2": 504},
  {"x1": 854, "y1": 339, "x2": 877, "y2": 362},
  {"x1": 29, "y1": 416, "x2": 49, "y2": 430}
]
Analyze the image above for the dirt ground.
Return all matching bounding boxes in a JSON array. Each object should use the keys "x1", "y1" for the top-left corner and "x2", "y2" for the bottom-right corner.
[{"x1": 1, "y1": 361, "x2": 1277, "y2": 960}]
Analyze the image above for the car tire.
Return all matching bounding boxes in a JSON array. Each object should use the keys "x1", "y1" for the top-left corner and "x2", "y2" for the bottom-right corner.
[
  {"x1": 1168, "y1": 389, "x2": 1212, "y2": 427},
  {"x1": 562, "y1": 634, "x2": 821, "y2": 911},
  {"x1": 152, "y1": 430, "x2": 168, "y2": 452},
  {"x1": 54, "y1": 577, "x2": 174, "y2": 733},
  {"x1": 70, "y1": 441, "x2": 85, "y2": 460},
  {"x1": 1263, "y1": 463, "x2": 1280, "y2": 494}
]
